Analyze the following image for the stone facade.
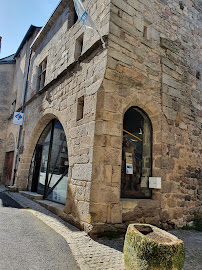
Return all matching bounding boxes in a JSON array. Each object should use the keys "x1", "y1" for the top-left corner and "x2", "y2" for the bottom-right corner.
[
  {"x1": 0, "y1": 26, "x2": 41, "y2": 185},
  {"x1": 0, "y1": 56, "x2": 16, "y2": 183},
  {"x1": 99, "y1": 0, "x2": 202, "y2": 231},
  {"x1": 13, "y1": 0, "x2": 110, "y2": 233},
  {"x1": 0, "y1": 0, "x2": 201, "y2": 233}
]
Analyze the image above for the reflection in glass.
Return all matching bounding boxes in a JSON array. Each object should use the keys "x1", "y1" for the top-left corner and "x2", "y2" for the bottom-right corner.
[
  {"x1": 37, "y1": 122, "x2": 52, "y2": 195},
  {"x1": 28, "y1": 119, "x2": 69, "y2": 205},
  {"x1": 28, "y1": 150, "x2": 36, "y2": 191},
  {"x1": 121, "y1": 107, "x2": 152, "y2": 199},
  {"x1": 46, "y1": 121, "x2": 69, "y2": 204}
]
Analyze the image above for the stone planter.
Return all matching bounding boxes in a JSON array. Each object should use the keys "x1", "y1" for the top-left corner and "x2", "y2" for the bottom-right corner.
[{"x1": 124, "y1": 224, "x2": 185, "y2": 270}]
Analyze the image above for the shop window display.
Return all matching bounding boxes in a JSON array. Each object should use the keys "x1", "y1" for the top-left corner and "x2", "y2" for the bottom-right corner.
[
  {"x1": 121, "y1": 107, "x2": 152, "y2": 199},
  {"x1": 28, "y1": 119, "x2": 69, "y2": 204}
]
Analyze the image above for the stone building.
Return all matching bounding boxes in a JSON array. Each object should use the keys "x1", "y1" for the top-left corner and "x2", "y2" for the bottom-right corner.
[
  {"x1": 0, "y1": 26, "x2": 41, "y2": 186},
  {"x1": 0, "y1": 0, "x2": 201, "y2": 234},
  {"x1": 0, "y1": 54, "x2": 16, "y2": 184}
]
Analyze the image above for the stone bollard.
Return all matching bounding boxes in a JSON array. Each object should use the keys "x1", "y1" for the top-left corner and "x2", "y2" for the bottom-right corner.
[{"x1": 124, "y1": 224, "x2": 185, "y2": 270}]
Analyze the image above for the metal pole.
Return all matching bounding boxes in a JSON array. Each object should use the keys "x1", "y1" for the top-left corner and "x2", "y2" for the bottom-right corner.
[{"x1": 12, "y1": 48, "x2": 32, "y2": 185}]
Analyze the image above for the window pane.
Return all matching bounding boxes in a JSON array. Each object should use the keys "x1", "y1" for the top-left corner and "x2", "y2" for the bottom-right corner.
[
  {"x1": 28, "y1": 120, "x2": 69, "y2": 204},
  {"x1": 37, "y1": 123, "x2": 52, "y2": 195},
  {"x1": 121, "y1": 107, "x2": 152, "y2": 199},
  {"x1": 28, "y1": 150, "x2": 36, "y2": 191},
  {"x1": 46, "y1": 121, "x2": 69, "y2": 204}
]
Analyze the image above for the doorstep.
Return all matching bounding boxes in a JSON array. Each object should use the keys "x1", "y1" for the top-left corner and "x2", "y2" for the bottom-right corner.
[
  {"x1": 37, "y1": 200, "x2": 65, "y2": 216},
  {"x1": 19, "y1": 191, "x2": 65, "y2": 217},
  {"x1": 19, "y1": 191, "x2": 43, "y2": 200},
  {"x1": 8, "y1": 185, "x2": 18, "y2": 192}
]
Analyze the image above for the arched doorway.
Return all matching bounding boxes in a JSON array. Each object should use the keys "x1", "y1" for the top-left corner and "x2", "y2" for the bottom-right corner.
[
  {"x1": 3, "y1": 133, "x2": 16, "y2": 185},
  {"x1": 28, "y1": 119, "x2": 69, "y2": 204},
  {"x1": 121, "y1": 107, "x2": 152, "y2": 199}
]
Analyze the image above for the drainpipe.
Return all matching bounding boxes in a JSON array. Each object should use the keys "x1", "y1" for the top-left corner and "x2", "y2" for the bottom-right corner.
[{"x1": 12, "y1": 48, "x2": 32, "y2": 185}]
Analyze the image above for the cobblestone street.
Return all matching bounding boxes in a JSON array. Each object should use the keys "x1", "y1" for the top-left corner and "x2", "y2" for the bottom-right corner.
[{"x1": 3, "y1": 187, "x2": 201, "y2": 270}]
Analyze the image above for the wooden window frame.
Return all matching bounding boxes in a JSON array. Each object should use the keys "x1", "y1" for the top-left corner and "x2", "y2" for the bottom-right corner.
[{"x1": 37, "y1": 58, "x2": 47, "y2": 91}]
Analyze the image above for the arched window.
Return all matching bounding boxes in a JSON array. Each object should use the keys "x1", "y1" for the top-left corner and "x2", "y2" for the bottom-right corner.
[
  {"x1": 28, "y1": 119, "x2": 69, "y2": 204},
  {"x1": 121, "y1": 107, "x2": 152, "y2": 199}
]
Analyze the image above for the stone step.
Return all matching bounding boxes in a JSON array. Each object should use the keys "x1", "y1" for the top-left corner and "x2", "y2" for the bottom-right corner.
[
  {"x1": 8, "y1": 185, "x2": 18, "y2": 192},
  {"x1": 37, "y1": 200, "x2": 65, "y2": 216},
  {"x1": 0, "y1": 185, "x2": 7, "y2": 192},
  {"x1": 19, "y1": 191, "x2": 43, "y2": 200}
]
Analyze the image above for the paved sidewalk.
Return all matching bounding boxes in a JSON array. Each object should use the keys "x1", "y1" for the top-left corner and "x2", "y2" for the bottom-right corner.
[
  {"x1": 0, "y1": 192, "x2": 80, "y2": 270},
  {"x1": 4, "y1": 188, "x2": 202, "y2": 270},
  {"x1": 6, "y1": 191, "x2": 125, "y2": 270}
]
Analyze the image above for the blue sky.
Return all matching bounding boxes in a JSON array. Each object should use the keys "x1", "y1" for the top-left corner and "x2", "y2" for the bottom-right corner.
[{"x1": 0, "y1": 0, "x2": 60, "y2": 58}]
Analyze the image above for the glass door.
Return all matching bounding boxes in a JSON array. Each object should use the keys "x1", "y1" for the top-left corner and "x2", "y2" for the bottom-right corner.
[
  {"x1": 28, "y1": 119, "x2": 69, "y2": 204},
  {"x1": 45, "y1": 121, "x2": 69, "y2": 204},
  {"x1": 37, "y1": 122, "x2": 52, "y2": 195}
]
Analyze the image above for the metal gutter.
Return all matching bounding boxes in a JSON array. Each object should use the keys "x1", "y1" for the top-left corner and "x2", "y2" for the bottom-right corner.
[{"x1": 13, "y1": 49, "x2": 32, "y2": 185}]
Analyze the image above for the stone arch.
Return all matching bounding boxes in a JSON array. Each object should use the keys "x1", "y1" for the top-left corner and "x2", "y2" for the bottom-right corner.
[
  {"x1": 121, "y1": 92, "x2": 163, "y2": 167},
  {"x1": 123, "y1": 92, "x2": 163, "y2": 148},
  {"x1": 122, "y1": 92, "x2": 162, "y2": 127},
  {"x1": 120, "y1": 93, "x2": 164, "y2": 203},
  {"x1": 121, "y1": 106, "x2": 153, "y2": 199},
  {"x1": 90, "y1": 89, "x2": 164, "y2": 225},
  {"x1": 16, "y1": 112, "x2": 69, "y2": 189}
]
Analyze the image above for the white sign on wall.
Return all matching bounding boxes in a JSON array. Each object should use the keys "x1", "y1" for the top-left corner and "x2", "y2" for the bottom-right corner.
[
  {"x1": 13, "y1": 112, "x2": 24, "y2": 126},
  {"x1": 149, "y1": 177, "x2": 161, "y2": 189},
  {"x1": 126, "y1": 152, "x2": 133, "y2": 175}
]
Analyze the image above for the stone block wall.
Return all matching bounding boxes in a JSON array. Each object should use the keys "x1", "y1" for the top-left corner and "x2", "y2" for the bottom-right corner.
[
  {"x1": 14, "y1": 28, "x2": 41, "y2": 110},
  {"x1": 0, "y1": 62, "x2": 15, "y2": 183},
  {"x1": 6, "y1": 0, "x2": 201, "y2": 232},
  {"x1": 90, "y1": 0, "x2": 201, "y2": 230},
  {"x1": 1, "y1": 27, "x2": 41, "y2": 185},
  {"x1": 28, "y1": 0, "x2": 110, "y2": 99},
  {"x1": 14, "y1": 0, "x2": 110, "y2": 230}
]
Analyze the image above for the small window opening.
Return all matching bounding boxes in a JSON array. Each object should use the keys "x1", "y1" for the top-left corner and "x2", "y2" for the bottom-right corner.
[
  {"x1": 37, "y1": 58, "x2": 47, "y2": 92},
  {"x1": 179, "y1": 1, "x2": 185, "y2": 10},
  {"x1": 74, "y1": 34, "x2": 84, "y2": 60},
  {"x1": 11, "y1": 99, "x2": 16, "y2": 115},
  {"x1": 77, "y1": 96, "x2": 84, "y2": 121},
  {"x1": 143, "y1": 25, "x2": 148, "y2": 39},
  {"x1": 74, "y1": 9, "x2": 78, "y2": 24},
  {"x1": 196, "y1": 71, "x2": 201, "y2": 80},
  {"x1": 143, "y1": 20, "x2": 151, "y2": 40},
  {"x1": 68, "y1": 6, "x2": 78, "y2": 29}
]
